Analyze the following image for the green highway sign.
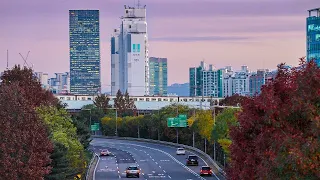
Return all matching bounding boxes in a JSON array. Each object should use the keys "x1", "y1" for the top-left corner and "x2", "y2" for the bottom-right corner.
[
  {"x1": 167, "y1": 114, "x2": 188, "y2": 127},
  {"x1": 91, "y1": 124, "x2": 99, "y2": 131}
]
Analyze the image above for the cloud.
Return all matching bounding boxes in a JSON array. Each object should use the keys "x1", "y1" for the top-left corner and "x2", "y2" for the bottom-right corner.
[{"x1": 149, "y1": 36, "x2": 251, "y2": 42}]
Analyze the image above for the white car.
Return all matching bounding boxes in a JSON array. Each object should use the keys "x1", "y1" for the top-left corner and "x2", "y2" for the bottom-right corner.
[
  {"x1": 176, "y1": 148, "x2": 186, "y2": 155},
  {"x1": 100, "y1": 149, "x2": 111, "y2": 156}
]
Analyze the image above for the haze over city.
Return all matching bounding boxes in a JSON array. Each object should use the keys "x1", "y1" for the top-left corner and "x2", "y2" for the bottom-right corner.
[{"x1": 1, "y1": 0, "x2": 319, "y2": 91}]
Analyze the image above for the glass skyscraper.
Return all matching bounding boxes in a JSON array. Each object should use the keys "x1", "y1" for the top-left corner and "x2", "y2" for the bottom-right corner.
[
  {"x1": 307, "y1": 8, "x2": 320, "y2": 66},
  {"x1": 69, "y1": 10, "x2": 100, "y2": 95},
  {"x1": 149, "y1": 57, "x2": 168, "y2": 96}
]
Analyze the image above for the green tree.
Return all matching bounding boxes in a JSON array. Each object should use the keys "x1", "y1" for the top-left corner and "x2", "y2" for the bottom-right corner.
[
  {"x1": 37, "y1": 106, "x2": 86, "y2": 176},
  {"x1": 45, "y1": 142, "x2": 70, "y2": 180},
  {"x1": 212, "y1": 108, "x2": 240, "y2": 157},
  {"x1": 193, "y1": 110, "x2": 214, "y2": 142}
]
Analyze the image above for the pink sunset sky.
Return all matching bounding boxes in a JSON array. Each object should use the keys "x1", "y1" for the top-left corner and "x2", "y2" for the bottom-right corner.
[{"x1": 0, "y1": 0, "x2": 319, "y2": 91}]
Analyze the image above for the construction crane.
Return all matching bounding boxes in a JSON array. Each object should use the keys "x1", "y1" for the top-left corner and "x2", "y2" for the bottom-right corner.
[{"x1": 19, "y1": 51, "x2": 30, "y2": 67}]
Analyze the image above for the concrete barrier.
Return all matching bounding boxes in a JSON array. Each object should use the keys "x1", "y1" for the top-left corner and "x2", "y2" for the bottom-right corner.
[
  {"x1": 92, "y1": 135, "x2": 226, "y2": 178},
  {"x1": 86, "y1": 153, "x2": 99, "y2": 180}
]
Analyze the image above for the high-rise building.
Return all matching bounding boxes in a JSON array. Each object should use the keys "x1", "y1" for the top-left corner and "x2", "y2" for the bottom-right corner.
[
  {"x1": 69, "y1": 10, "x2": 100, "y2": 95},
  {"x1": 249, "y1": 69, "x2": 267, "y2": 96},
  {"x1": 189, "y1": 61, "x2": 223, "y2": 97},
  {"x1": 223, "y1": 66, "x2": 250, "y2": 97},
  {"x1": 35, "y1": 72, "x2": 49, "y2": 89},
  {"x1": 307, "y1": 8, "x2": 320, "y2": 65},
  {"x1": 111, "y1": 5, "x2": 149, "y2": 96},
  {"x1": 149, "y1": 57, "x2": 168, "y2": 96},
  {"x1": 48, "y1": 72, "x2": 70, "y2": 94}
]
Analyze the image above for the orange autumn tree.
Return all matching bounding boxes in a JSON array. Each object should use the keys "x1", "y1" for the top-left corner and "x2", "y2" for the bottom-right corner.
[{"x1": 228, "y1": 58, "x2": 320, "y2": 179}]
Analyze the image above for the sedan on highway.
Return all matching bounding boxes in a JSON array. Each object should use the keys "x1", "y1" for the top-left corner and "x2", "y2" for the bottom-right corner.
[
  {"x1": 200, "y1": 166, "x2": 213, "y2": 176},
  {"x1": 126, "y1": 165, "x2": 140, "y2": 178},
  {"x1": 176, "y1": 147, "x2": 186, "y2": 155},
  {"x1": 186, "y1": 155, "x2": 199, "y2": 166},
  {"x1": 100, "y1": 149, "x2": 111, "y2": 156}
]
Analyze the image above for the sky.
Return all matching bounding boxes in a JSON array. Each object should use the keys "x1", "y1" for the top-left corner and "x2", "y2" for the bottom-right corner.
[{"x1": 0, "y1": 0, "x2": 319, "y2": 92}]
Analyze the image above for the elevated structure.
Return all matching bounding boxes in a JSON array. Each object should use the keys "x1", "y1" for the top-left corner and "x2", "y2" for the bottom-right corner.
[
  {"x1": 307, "y1": 8, "x2": 320, "y2": 66},
  {"x1": 111, "y1": 4, "x2": 149, "y2": 96},
  {"x1": 55, "y1": 94, "x2": 223, "y2": 112}
]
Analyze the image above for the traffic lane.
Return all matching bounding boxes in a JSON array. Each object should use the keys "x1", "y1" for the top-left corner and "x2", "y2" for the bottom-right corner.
[
  {"x1": 92, "y1": 146, "x2": 120, "y2": 180},
  {"x1": 92, "y1": 138, "x2": 220, "y2": 180},
  {"x1": 126, "y1": 144, "x2": 193, "y2": 179},
  {"x1": 105, "y1": 142, "x2": 183, "y2": 179},
  {"x1": 97, "y1": 139, "x2": 208, "y2": 180},
  {"x1": 115, "y1": 139, "x2": 219, "y2": 179}
]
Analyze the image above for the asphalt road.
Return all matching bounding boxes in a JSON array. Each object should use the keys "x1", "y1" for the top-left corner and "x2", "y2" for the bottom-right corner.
[{"x1": 91, "y1": 138, "x2": 224, "y2": 180}]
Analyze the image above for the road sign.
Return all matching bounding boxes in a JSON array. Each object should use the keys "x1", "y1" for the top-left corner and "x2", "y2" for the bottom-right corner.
[
  {"x1": 167, "y1": 114, "x2": 188, "y2": 127},
  {"x1": 178, "y1": 114, "x2": 187, "y2": 120},
  {"x1": 91, "y1": 124, "x2": 99, "y2": 131}
]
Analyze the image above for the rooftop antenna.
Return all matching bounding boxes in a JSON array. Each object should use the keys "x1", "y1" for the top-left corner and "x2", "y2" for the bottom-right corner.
[
  {"x1": 6, "y1": 50, "x2": 9, "y2": 69},
  {"x1": 137, "y1": 0, "x2": 141, "y2": 8},
  {"x1": 19, "y1": 51, "x2": 31, "y2": 67}
]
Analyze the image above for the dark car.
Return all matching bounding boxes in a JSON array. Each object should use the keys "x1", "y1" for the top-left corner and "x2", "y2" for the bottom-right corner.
[
  {"x1": 200, "y1": 166, "x2": 213, "y2": 176},
  {"x1": 186, "y1": 155, "x2": 199, "y2": 166},
  {"x1": 126, "y1": 165, "x2": 140, "y2": 178}
]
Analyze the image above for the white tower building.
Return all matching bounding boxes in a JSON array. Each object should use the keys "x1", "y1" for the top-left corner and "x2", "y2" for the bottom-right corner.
[{"x1": 111, "y1": 4, "x2": 149, "y2": 96}]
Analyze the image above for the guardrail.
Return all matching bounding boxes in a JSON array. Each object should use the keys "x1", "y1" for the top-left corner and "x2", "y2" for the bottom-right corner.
[
  {"x1": 85, "y1": 152, "x2": 99, "y2": 180},
  {"x1": 92, "y1": 135, "x2": 226, "y2": 178}
]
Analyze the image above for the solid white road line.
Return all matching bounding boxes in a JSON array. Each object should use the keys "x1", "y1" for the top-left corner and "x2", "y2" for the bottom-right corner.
[
  {"x1": 113, "y1": 142, "x2": 207, "y2": 180},
  {"x1": 93, "y1": 154, "x2": 100, "y2": 180}
]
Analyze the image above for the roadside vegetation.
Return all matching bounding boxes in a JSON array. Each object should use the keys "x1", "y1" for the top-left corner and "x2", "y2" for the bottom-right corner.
[{"x1": 0, "y1": 65, "x2": 91, "y2": 179}]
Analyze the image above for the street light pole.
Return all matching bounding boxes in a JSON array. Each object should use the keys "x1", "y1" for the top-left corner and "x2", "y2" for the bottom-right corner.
[{"x1": 115, "y1": 109, "x2": 118, "y2": 137}]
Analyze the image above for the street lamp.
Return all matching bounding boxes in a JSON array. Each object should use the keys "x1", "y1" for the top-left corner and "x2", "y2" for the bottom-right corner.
[
  {"x1": 211, "y1": 105, "x2": 241, "y2": 162},
  {"x1": 104, "y1": 107, "x2": 118, "y2": 136},
  {"x1": 81, "y1": 108, "x2": 92, "y2": 134}
]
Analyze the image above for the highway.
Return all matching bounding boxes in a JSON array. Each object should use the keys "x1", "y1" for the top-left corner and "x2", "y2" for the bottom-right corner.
[{"x1": 91, "y1": 138, "x2": 224, "y2": 180}]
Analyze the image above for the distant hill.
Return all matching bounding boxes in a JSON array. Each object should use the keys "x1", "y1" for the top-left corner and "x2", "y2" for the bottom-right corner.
[{"x1": 167, "y1": 83, "x2": 189, "y2": 96}]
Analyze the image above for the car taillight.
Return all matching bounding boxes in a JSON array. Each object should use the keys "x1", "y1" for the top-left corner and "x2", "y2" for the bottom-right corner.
[
  {"x1": 126, "y1": 170, "x2": 129, "y2": 173},
  {"x1": 137, "y1": 170, "x2": 140, "y2": 173}
]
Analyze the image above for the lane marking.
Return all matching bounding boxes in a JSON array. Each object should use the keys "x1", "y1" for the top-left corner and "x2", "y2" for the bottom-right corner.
[
  {"x1": 93, "y1": 154, "x2": 100, "y2": 180},
  {"x1": 113, "y1": 142, "x2": 207, "y2": 180},
  {"x1": 168, "y1": 175, "x2": 172, "y2": 179}
]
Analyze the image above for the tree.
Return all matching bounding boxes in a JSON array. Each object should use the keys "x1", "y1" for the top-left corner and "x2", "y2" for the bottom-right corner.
[
  {"x1": 193, "y1": 110, "x2": 215, "y2": 142},
  {"x1": 45, "y1": 142, "x2": 70, "y2": 180},
  {"x1": 228, "y1": 59, "x2": 320, "y2": 179},
  {"x1": 0, "y1": 65, "x2": 59, "y2": 108},
  {"x1": 219, "y1": 94, "x2": 247, "y2": 107},
  {"x1": 37, "y1": 106, "x2": 86, "y2": 177},
  {"x1": 212, "y1": 108, "x2": 240, "y2": 159},
  {"x1": 0, "y1": 83, "x2": 53, "y2": 179},
  {"x1": 114, "y1": 90, "x2": 136, "y2": 117},
  {"x1": 93, "y1": 94, "x2": 111, "y2": 111}
]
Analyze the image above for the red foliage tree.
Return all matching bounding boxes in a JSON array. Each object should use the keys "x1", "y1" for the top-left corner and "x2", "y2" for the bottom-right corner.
[
  {"x1": 0, "y1": 65, "x2": 59, "y2": 108},
  {"x1": 219, "y1": 94, "x2": 248, "y2": 106},
  {"x1": 0, "y1": 83, "x2": 53, "y2": 179},
  {"x1": 228, "y1": 59, "x2": 320, "y2": 179}
]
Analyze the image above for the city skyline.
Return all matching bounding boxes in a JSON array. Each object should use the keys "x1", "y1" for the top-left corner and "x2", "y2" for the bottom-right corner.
[{"x1": 1, "y1": 0, "x2": 319, "y2": 92}]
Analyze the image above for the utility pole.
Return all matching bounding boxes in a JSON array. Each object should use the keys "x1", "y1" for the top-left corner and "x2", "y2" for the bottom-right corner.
[
  {"x1": 176, "y1": 105, "x2": 179, "y2": 144},
  {"x1": 192, "y1": 108, "x2": 195, "y2": 147},
  {"x1": 115, "y1": 109, "x2": 118, "y2": 136},
  {"x1": 213, "y1": 105, "x2": 216, "y2": 161}
]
